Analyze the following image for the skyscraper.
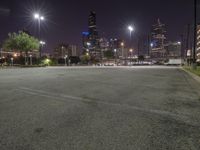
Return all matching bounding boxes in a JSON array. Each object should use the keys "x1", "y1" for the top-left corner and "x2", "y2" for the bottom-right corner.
[
  {"x1": 88, "y1": 11, "x2": 98, "y2": 43},
  {"x1": 150, "y1": 19, "x2": 167, "y2": 61},
  {"x1": 88, "y1": 11, "x2": 100, "y2": 53}
]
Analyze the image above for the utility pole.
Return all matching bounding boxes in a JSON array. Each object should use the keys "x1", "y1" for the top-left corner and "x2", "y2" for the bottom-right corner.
[
  {"x1": 147, "y1": 35, "x2": 150, "y2": 57},
  {"x1": 186, "y1": 24, "x2": 191, "y2": 65},
  {"x1": 137, "y1": 38, "x2": 140, "y2": 63},
  {"x1": 180, "y1": 34, "x2": 184, "y2": 60}
]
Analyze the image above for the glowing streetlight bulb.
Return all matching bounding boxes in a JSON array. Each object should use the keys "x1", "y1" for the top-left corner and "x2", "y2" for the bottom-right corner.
[
  {"x1": 34, "y1": 13, "x2": 39, "y2": 19},
  {"x1": 40, "y1": 16, "x2": 44, "y2": 20},
  {"x1": 128, "y1": 26, "x2": 134, "y2": 32},
  {"x1": 40, "y1": 41, "x2": 46, "y2": 45},
  {"x1": 13, "y1": 53, "x2": 18, "y2": 57},
  {"x1": 87, "y1": 42, "x2": 91, "y2": 46}
]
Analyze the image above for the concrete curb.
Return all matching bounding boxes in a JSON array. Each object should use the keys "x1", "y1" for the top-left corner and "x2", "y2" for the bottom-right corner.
[{"x1": 181, "y1": 68, "x2": 200, "y2": 83}]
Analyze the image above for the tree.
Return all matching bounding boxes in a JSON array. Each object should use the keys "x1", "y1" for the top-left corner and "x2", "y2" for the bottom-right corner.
[
  {"x1": 138, "y1": 55, "x2": 145, "y2": 62},
  {"x1": 103, "y1": 50, "x2": 114, "y2": 59},
  {"x1": 3, "y1": 31, "x2": 39, "y2": 65},
  {"x1": 80, "y1": 54, "x2": 91, "y2": 64}
]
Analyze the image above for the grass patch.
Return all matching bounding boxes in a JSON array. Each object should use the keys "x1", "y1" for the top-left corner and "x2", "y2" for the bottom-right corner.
[{"x1": 183, "y1": 66, "x2": 200, "y2": 77}]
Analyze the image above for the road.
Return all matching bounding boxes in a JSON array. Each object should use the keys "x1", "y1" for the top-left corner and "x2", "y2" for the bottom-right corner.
[{"x1": 0, "y1": 66, "x2": 200, "y2": 150}]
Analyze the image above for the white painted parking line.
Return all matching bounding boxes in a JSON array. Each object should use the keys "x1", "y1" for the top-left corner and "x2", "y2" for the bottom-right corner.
[{"x1": 17, "y1": 86, "x2": 199, "y2": 127}]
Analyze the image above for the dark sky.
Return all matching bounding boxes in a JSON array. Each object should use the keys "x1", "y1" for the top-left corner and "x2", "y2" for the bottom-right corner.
[{"x1": 0, "y1": 0, "x2": 199, "y2": 52}]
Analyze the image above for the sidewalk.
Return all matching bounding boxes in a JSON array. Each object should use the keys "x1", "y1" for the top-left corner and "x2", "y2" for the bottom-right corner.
[{"x1": 182, "y1": 67, "x2": 200, "y2": 83}]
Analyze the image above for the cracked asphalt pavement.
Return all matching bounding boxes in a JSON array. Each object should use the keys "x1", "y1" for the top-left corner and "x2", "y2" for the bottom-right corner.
[{"x1": 0, "y1": 66, "x2": 200, "y2": 150}]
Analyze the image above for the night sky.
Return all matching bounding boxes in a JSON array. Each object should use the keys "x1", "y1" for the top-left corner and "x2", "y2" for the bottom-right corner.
[{"x1": 0, "y1": 0, "x2": 199, "y2": 53}]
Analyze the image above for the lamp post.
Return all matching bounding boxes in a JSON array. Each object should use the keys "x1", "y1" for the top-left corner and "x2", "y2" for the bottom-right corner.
[
  {"x1": 114, "y1": 49, "x2": 117, "y2": 65},
  {"x1": 128, "y1": 25, "x2": 134, "y2": 39},
  {"x1": 34, "y1": 13, "x2": 45, "y2": 58},
  {"x1": 11, "y1": 57, "x2": 13, "y2": 66},
  {"x1": 34, "y1": 13, "x2": 44, "y2": 38},
  {"x1": 64, "y1": 55, "x2": 68, "y2": 66},
  {"x1": 30, "y1": 55, "x2": 32, "y2": 66},
  {"x1": 87, "y1": 42, "x2": 91, "y2": 48},
  {"x1": 128, "y1": 25, "x2": 134, "y2": 66},
  {"x1": 39, "y1": 41, "x2": 46, "y2": 57},
  {"x1": 121, "y1": 42, "x2": 126, "y2": 65},
  {"x1": 129, "y1": 49, "x2": 133, "y2": 66}
]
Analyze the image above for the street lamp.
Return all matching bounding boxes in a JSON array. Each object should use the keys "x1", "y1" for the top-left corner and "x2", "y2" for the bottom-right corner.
[
  {"x1": 30, "y1": 55, "x2": 32, "y2": 66},
  {"x1": 87, "y1": 42, "x2": 91, "y2": 46},
  {"x1": 114, "y1": 49, "x2": 117, "y2": 65},
  {"x1": 64, "y1": 55, "x2": 68, "y2": 66},
  {"x1": 11, "y1": 57, "x2": 14, "y2": 66},
  {"x1": 86, "y1": 42, "x2": 91, "y2": 53},
  {"x1": 121, "y1": 42, "x2": 127, "y2": 66},
  {"x1": 13, "y1": 53, "x2": 18, "y2": 57},
  {"x1": 128, "y1": 25, "x2": 134, "y2": 38},
  {"x1": 34, "y1": 13, "x2": 45, "y2": 57},
  {"x1": 129, "y1": 49, "x2": 133, "y2": 66},
  {"x1": 129, "y1": 49, "x2": 133, "y2": 55},
  {"x1": 40, "y1": 41, "x2": 45, "y2": 45},
  {"x1": 39, "y1": 41, "x2": 46, "y2": 57},
  {"x1": 61, "y1": 46, "x2": 65, "y2": 58},
  {"x1": 40, "y1": 16, "x2": 44, "y2": 20},
  {"x1": 150, "y1": 43, "x2": 154, "y2": 48},
  {"x1": 177, "y1": 41, "x2": 181, "y2": 45},
  {"x1": 34, "y1": 13, "x2": 44, "y2": 37},
  {"x1": 121, "y1": 42, "x2": 124, "y2": 57}
]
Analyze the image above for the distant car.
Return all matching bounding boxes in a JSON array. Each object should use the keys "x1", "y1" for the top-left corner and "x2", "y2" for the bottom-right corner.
[
  {"x1": 96, "y1": 63, "x2": 102, "y2": 66},
  {"x1": 104, "y1": 63, "x2": 115, "y2": 66}
]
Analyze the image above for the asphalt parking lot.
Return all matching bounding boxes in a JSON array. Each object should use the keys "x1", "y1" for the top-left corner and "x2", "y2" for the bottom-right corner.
[{"x1": 0, "y1": 66, "x2": 200, "y2": 150}]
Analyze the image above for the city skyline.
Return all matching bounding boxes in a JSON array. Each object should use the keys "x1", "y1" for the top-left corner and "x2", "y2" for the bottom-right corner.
[{"x1": 0, "y1": 0, "x2": 199, "y2": 52}]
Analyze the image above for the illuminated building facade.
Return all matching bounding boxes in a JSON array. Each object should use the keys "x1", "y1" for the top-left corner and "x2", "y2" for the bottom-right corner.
[
  {"x1": 150, "y1": 19, "x2": 167, "y2": 61},
  {"x1": 197, "y1": 24, "x2": 200, "y2": 62}
]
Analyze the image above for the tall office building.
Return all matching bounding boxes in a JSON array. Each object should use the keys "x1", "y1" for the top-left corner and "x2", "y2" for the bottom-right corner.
[
  {"x1": 197, "y1": 24, "x2": 200, "y2": 62},
  {"x1": 80, "y1": 11, "x2": 101, "y2": 61},
  {"x1": 88, "y1": 11, "x2": 98, "y2": 43},
  {"x1": 88, "y1": 11, "x2": 100, "y2": 56},
  {"x1": 150, "y1": 19, "x2": 167, "y2": 60}
]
